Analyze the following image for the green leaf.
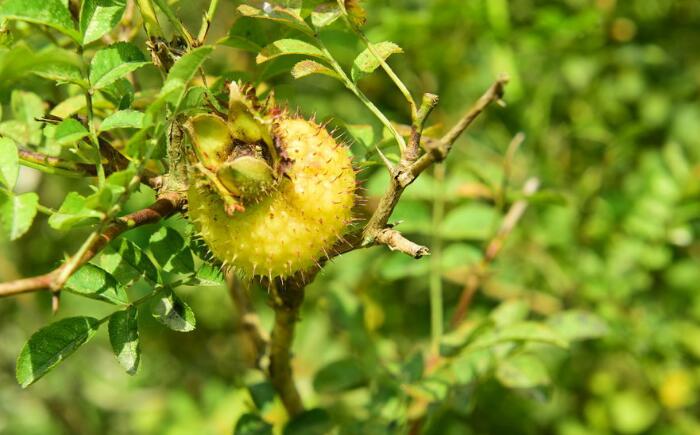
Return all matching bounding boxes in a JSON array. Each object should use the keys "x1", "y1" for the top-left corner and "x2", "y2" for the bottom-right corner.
[
  {"x1": 159, "y1": 45, "x2": 213, "y2": 98},
  {"x1": 440, "y1": 203, "x2": 500, "y2": 240},
  {"x1": 0, "y1": 0, "x2": 81, "y2": 43},
  {"x1": 26, "y1": 48, "x2": 87, "y2": 87},
  {"x1": 80, "y1": 0, "x2": 127, "y2": 45},
  {"x1": 53, "y1": 118, "x2": 89, "y2": 147},
  {"x1": 496, "y1": 353, "x2": 551, "y2": 389},
  {"x1": 237, "y1": 4, "x2": 313, "y2": 36},
  {"x1": 64, "y1": 263, "x2": 129, "y2": 305},
  {"x1": 217, "y1": 17, "x2": 265, "y2": 53},
  {"x1": 351, "y1": 42, "x2": 403, "y2": 82},
  {"x1": 16, "y1": 316, "x2": 100, "y2": 388},
  {"x1": 152, "y1": 288, "x2": 196, "y2": 332},
  {"x1": 100, "y1": 238, "x2": 160, "y2": 284},
  {"x1": 99, "y1": 110, "x2": 144, "y2": 132},
  {"x1": 440, "y1": 319, "x2": 493, "y2": 357},
  {"x1": 547, "y1": 310, "x2": 608, "y2": 341},
  {"x1": 100, "y1": 78, "x2": 134, "y2": 109},
  {"x1": 283, "y1": 409, "x2": 333, "y2": 435},
  {"x1": 291, "y1": 60, "x2": 339, "y2": 80},
  {"x1": 256, "y1": 39, "x2": 325, "y2": 64},
  {"x1": 465, "y1": 321, "x2": 569, "y2": 353},
  {"x1": 345, "y1": 124, "x2": 374, "y2": 148},
  {"x1": 0, "y1": 191, "x2": 38, "y2": 241},
  {"x1": 32, "y1": 61, "x2": 87, "y2": 87},
  {"x1": 311, "y1": 4, "x2": 341, "y2": 28},
  {"x1": 490, "y1": 300, "x2": 530, "y2": 327},
  {"x1": 2, "y1": 90, "x2": 44, "y2": 145},
  {"x1": 0, "y1": 137, "x2": 19, "y2": 189},
  {"x1": 108, "y1": 307, "x2": 140, "y2": 375},
  {"x1": 313, "y1": 358, "x2": 369, "y2": 394},
  {"x1": 234, "y1": 413, "x2": 273, "y2": 435},
  {"x1": 148, "y1": 226, "x2": 194, "y2": 274},
  {"x1": 89, "y1": 42, "x2": 149, "y2": 90},
  {"x1": 48, "y1": 192, "x2": 103, "y2": 231},
  {"x1": 191, "y1": 263, "x2": 225, "y2": 286}
]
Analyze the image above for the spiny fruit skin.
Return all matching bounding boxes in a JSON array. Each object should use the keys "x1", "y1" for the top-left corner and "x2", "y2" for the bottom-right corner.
[{"x1": 188, "y1": 117, "x2": 356, "y2": 278}]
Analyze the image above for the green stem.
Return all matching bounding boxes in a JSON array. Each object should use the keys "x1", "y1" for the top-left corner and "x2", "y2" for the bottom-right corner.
[
  {"x1": 344, "y1": 17, "x2": 417, "y2": 118},
  {"x1": 317, "y1": 40, "x2": 407, "y2": 153},
  {"x1": 84, "y1": 90, "x2": 105, "y2": 187},
  {"x1": 19, "y1": 158, "x2": 89, "y2": 178},
  {"x1": 197, "y1": 0, "x2": 220, "y2": 43},
  {"x1": 36, "y1": 203, "x2": 56, "y2": 215},
  {"x1": 430, "y1": 163, "x2": 445, "y2": 350},
  {"x1": 51, "y1": 135, "x2": 158, "y2": 291}
]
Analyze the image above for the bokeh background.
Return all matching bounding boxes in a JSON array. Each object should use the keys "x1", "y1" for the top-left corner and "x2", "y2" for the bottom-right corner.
[{"x1": 1, "y1": 0, "x2": 700, "y2": 434}]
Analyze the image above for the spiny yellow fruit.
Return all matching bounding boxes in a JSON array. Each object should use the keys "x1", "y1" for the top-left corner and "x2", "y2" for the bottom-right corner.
[{"x1": 187, "y1": 116, "x2": 356, "y2": 278}]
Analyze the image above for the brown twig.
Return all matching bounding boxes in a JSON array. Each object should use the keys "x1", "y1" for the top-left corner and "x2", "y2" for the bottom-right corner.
[
  {"x1": 18, "y1": 148, "x2": 162, "y2": 189},
  {"x1": 398, "y1": 75, "x2": 509, "y2": 187},
  {"x1": 375, "y1": 228, "x2": 430, "y2": 258},
  {"x1": 450, "y1": 177, "x2": 540, "y2": 327},
  {"x1": 0, "y1": 192, "x2": 185, "y2": 298},
  {"x1": 358, "y1": 77, "x2": 508, "y2": 256}
]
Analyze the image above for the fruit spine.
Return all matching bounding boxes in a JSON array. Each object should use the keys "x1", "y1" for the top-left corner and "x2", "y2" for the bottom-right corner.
[{"x1": 186, "y1": 83, "x2": 356, "y2": 279}]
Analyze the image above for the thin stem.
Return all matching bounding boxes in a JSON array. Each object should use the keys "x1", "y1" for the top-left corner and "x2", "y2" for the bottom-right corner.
[
  {"x1": 316, "y1": 40, "x2": 407, "y2": 153},
  {"x1": 84, "y1": 91, "x2": 105, "y2": 187},
  {"x1": 450, "y1": 177, "x2": 540, "y2": 327},
  {"x1": 19, "y1": 150, "x2": 95, "y2": 178},
  {"x1": 351, "y1": 22, "x2": 417, "y2": 118},
  {"x1": 51, "y1": 136, "x2": 162, "y2": 291},
  {"x1": 268, "y1": 279, "x2": 306, "y2": 417},
  {"x1": 36, "y1": 203, "x2": 56, "y2": 215},
  {"x1": 197, "y1": 0, "x2": 220, "y2": 43},
  {"x1": 0, "y1": 192, "x2": 185, "y2": 298},
  {"x1": 430, "y1": 163, "x2": 445, "y2": 350}
]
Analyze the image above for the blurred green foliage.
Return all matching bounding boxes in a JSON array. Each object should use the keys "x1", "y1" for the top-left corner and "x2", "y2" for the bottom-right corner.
[{"x1": 1, "y1": 0, "x2": 700, "y2": 434}]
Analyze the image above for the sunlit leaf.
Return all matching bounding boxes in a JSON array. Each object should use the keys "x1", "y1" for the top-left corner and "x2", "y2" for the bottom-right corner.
[
  {"x1": 0, "y1": 191, "x2": 38, "y2": 241},
  {"x1": 108, "y1": 307, "x2": 140, "y2": 374},
  {"x1": 100, "y1": 238, "x2": 160, "y2": 284},
  {"x1": 158, "y1": 45, "x2": 213, "y2": 103},
  {"x1": 80, "y1": 0, "x2": 127, "y2": 45},
  {"x1": 89, "y1": 42, "x2": 149, "y2": 90},
  {"x1": 291, "y1": 59, "x2": 338, "y2": 80},
  {"x1": 351, "y1": 41, "x2": 403, "y2": 82},
  {"x1": 64, "y1": 263, "x2": 129, "y2": 305},
  {"x1": 496, "y1": 353, "x2": 550, "y2": 389},
  {"x1": 465, "y1": 321, "x2": 569, "y2": 353},
  {"x1": 99, "y1": 110, "x2": 144, "y2": 132},
  {"x1": 152, "y1": 288, "x2": 196, "y2": 332},
  {"x1": 0, "y1": 0, "x2": 81, "y2": 43},
  {"x1": 0, "y1": 137, "x2": 19, "y2": 190},
  {"x1": 53, "y1": 118, "x2": 89, "y2": 147},
  {"x1": 237, "y1": 4, "x2": 313, "y2": 36},
  {"x1": 311, "y1": 3, "x2": 341, "y2": 28},
  {"x1": 48, "y1": 191, "x2": 104, "y2": 231},
  {"x1": 16, "y1": 317, "x2": 100, "y2": 387},
  {"x1": 547, "y1": 310, "x2": 608, "y2": 341},
  {"x1": 256, "y1": 39, "x2": 325, "y2": 64}
]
